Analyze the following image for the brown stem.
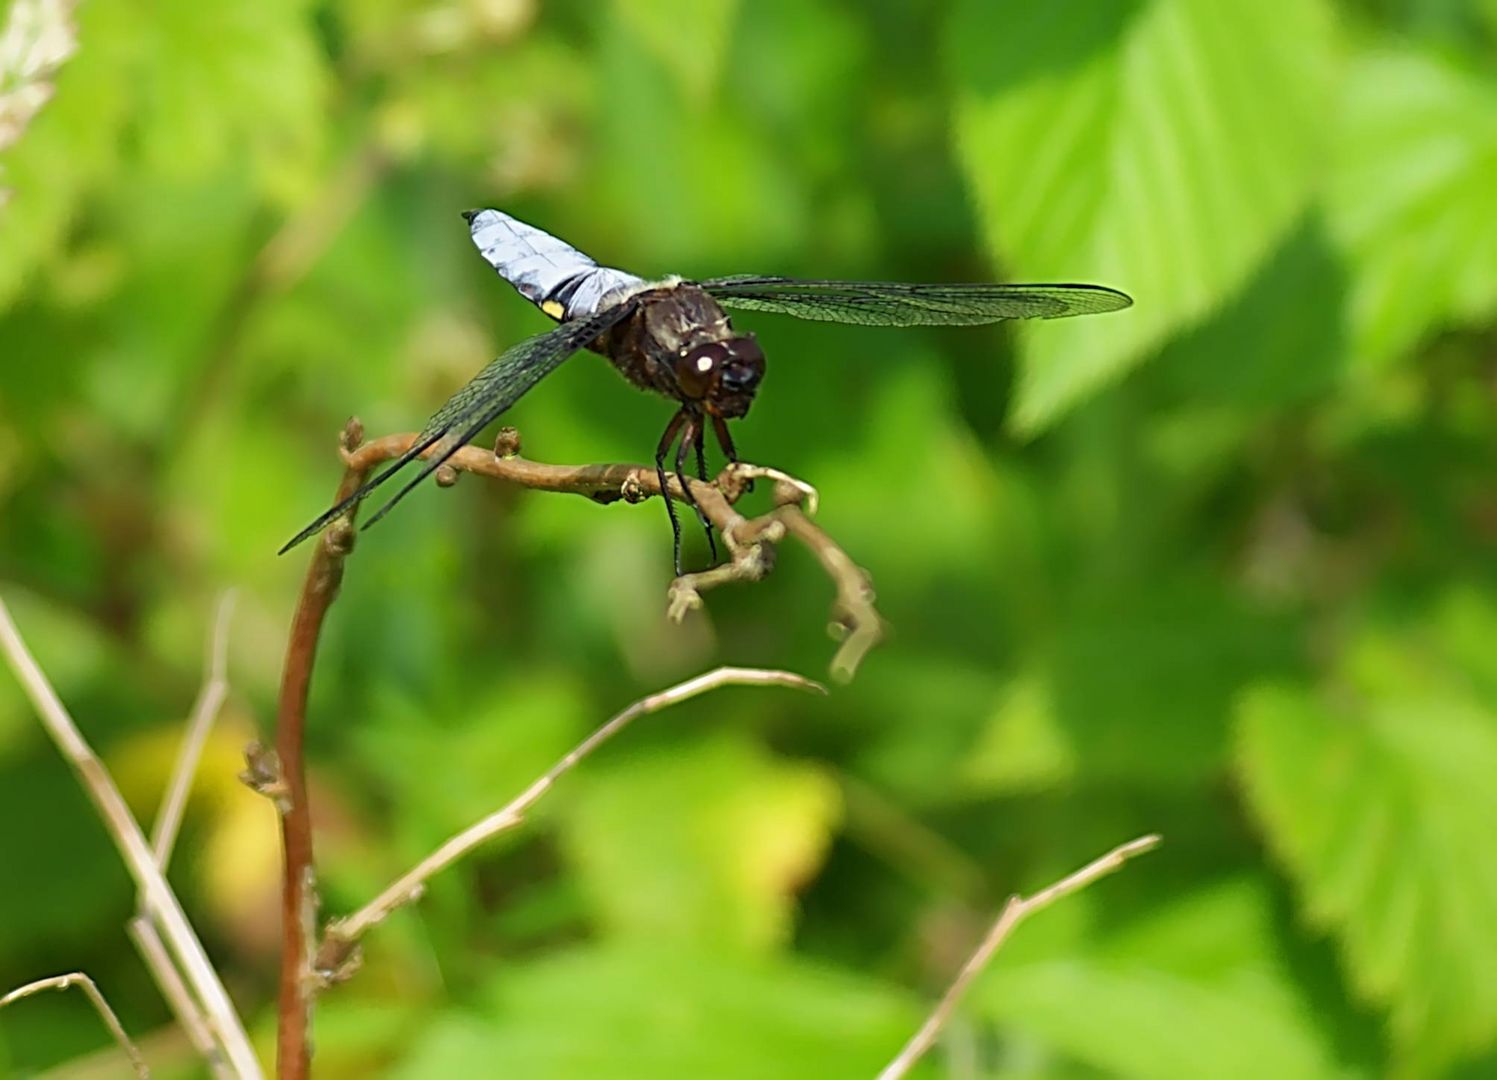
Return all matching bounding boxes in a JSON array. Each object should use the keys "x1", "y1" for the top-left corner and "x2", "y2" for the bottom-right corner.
[{"x1": 273, "y1": 420, "x2": 370, "y2": 1080}]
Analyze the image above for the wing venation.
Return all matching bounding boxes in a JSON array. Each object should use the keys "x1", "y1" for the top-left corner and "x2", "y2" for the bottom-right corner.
[{"x1": 699, "y1": 276, "x2": 1132, "y2": 326}]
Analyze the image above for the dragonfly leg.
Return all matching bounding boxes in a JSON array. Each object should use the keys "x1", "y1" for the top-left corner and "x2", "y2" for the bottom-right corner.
[
  {"x1": 674, "y1": 413, "x2": 716, "y2": 567},
  {"x1": 711, "y1": 413, "x2": 753, "y2": 494},
  {"x1": 691, "y1": 420, "x2": 719, "y2": 564},
  {"x1": 655, "y1": 409, "x2": 689, "y2": 575},
  {"x1": 711, "y1": 414, "x2": 738, "y2": 462}
]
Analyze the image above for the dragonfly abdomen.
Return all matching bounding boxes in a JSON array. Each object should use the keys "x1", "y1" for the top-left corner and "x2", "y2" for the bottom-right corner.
[{"x1": 465, "y1": 208, "x2": 646, "y2": 321}]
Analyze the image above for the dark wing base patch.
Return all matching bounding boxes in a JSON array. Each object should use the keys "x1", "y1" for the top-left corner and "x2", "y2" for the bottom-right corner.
[{"x1": 279, "y1": 302, "x2": 635, "y2": 554}]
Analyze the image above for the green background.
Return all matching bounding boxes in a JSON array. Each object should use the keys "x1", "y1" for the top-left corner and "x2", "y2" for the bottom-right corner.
[{"x1": 3, "y1": 0, "x2": 1497, "y2": 1076}]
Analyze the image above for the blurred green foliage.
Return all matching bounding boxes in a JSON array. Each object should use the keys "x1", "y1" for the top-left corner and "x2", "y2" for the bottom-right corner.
[{"x1": 2, "y1": 0, "x2": 1496, "y2": 1076}]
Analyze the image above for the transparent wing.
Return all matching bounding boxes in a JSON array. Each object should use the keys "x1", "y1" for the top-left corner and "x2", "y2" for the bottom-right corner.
[
  {"x1": 699, "y1": 276, "x2": 1132, "y2": 326},
  {"x1": 279, "y1": 302, "x2": 634, "y2": 553}
]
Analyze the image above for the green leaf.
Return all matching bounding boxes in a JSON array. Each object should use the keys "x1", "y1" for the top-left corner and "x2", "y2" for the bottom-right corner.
[
  {"x1": 612, "y1": 0, "x2": 741, "y2": 104},
  {"x1": 352, "y1": 673, "x2": 590, "y2": 844},
  {"x1": 1430, "y1": 590, "x2": 1497, "y2": 711},
  {"x1": 979, "y1": 881, "x2": 1344, "y2": 1079},
  {"x1": 1150, "y1": 216, "x2": 1349, "y2": 410},
  {"x1": 559, "y1": 732, "x2": 840, "y2": 951},
  {"x1": 986, "y1": 961, "x2": 1336, "y2": 1079},
  {"x1": 947, "y1": 0, "x2": 1336, "y2": 432},
  {"x1": 134, "y1": 0, "x2": 327, "y2": 195},
  {"x1": 811, "y1": 355, "x2": 1009, "y2": 584},
  {"x1": 1237, "y1": 659, "x2": 1497, "y2": 1068},
  {"x1": 393, "y1": 943, "x2": 918, "y2": 1080},
  {"x1": 385, "y1": 40, "x2": 594, "y2": 195},
  {"x1": 0, "y1": 753, "x2": 132, "y2": 953},
  {"x1": 311, "y1": 998, "x2": 423, "y2": 1077},
  {"x1": 1046, "y1": 576, "x2": 1293, "y2": 784},
  {"x1": 961, "y1": 669, "x2": 1077, "y2": 796},
  {"x1": 1327, "y1": 47, "x2": 1497, "y2": 370},
  {"x1": 592, "y1": 8, "x2": 810, "y2": 268},
  {"x1": 851, "y1": 651, "x2": 1006, "y2": 804}
]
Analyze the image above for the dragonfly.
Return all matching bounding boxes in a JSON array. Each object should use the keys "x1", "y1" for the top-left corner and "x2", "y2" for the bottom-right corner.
[{"x1": 281, "y1": 209, "x2": 1132, "y2": 569}]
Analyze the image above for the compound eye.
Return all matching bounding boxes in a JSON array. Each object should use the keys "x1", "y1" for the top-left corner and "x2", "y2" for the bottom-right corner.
[
  {"x1": 720, "y1": 361, "x2": 753, "y2": 392},
  {"x1": 720, "y1": 337, "x2": 764, "y2": 393},
  {"x1": 680, "y1": 342, "x2": 728, "y2": 397}
]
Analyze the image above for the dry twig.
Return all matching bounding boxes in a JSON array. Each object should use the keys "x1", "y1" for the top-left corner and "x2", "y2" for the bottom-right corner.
[
  {"x1": 149, "y1": 589, "x2": 238, "y2": 866},
  {"x1": 124, "y1": 916, "x2": 222, "y2": 1075},
  {"x1": 341, "y1": 430, "x2": 885, "y2": 681},
  {"x1": 1, "y1": 972, "x2": 148, "y2": 1078},
  {"x1": 0, "y1": 596, "x2": 262, "y2": 1079},
  {"x1": 268, "y1": 421, "x2": 882, "y2": 1076},
  {"x1": 123, "y1": 590, "x2": 242, "y2": 1077},
  {"x1": 317, "y1": 666, "x2": 824, "y2": 978},
  {"x1": 878, "y1": 834, "x2": 1162, "y2": 1080}
]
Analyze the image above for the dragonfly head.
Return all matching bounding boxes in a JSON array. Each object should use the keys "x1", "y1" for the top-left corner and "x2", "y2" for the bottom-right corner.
[{"x1": 678, "y1": 334, "x2": 765, "y2": 419}]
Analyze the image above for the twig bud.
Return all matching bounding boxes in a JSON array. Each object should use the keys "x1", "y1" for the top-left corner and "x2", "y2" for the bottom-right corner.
[
  {"x1": 493, "y1": 426, "x2": 522, "y2": 458},
  {"x1": 327, "y1": 520, "x2": 356, "y2": 557},
  {"x1": 621, "y1": 475, "x2": 648, "y2": 504},
  {"x1": 340, "y1": 417, "x2": 365, "y2": 452},
  {"x1": 240, "y1": 742, "x2": 292, "y2": 813}
]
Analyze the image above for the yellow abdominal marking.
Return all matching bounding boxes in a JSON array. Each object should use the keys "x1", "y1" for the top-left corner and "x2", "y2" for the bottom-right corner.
[{"x1": 540, "y1": 299, "x2": 566, "y2": 320}]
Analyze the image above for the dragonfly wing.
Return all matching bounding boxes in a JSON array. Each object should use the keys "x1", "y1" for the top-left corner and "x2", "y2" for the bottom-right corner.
[
  {"x1": 466, "y1": 209, "x2": 646, "y2": 320},
  {"x1": 699, "y1": 276, "x2": 1132, "y2": 326},
  {"x1": 279, "y1": 302, "x2": 636, "y2": 553}
]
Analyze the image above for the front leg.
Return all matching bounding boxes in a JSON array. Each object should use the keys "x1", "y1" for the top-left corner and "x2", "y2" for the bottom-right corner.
[
  {"x1": 689, "y1": 419, "x2": 719, "y2": 564},
  {"x1": 711, "y1": 414, "x2": 738, "y2": 463},
  {"x1": 711, "y1": 413, "x2": 753, "y2": 494},
  {"x1": 673, "y1": 413, "x2": 718, "y2": 567},
  {"x1": 655, "y1": 409, "x2": 688, "y2": 575}
]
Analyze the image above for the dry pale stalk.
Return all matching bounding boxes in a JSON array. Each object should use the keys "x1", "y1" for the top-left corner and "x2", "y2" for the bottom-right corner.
[
  {"x1": 126, "y1": 590, "x2": 242, "y2": 1077},
  {"x1": 125, "y1": 916, "x2": 223, "y2": 1075},
  {"x1": 317, "y1": 666, "x2": 825, "y2": 977},
  {"x1": 149, "y1": 589, "x2": 238, "y2": 867},
  {"x1": 0, "y1": 596, "x2": 263, "y2": 1079},
  {"x1": 878, "y1": 834, "x2": 1162, "y2": 1080},
  {"x1": 1, "y1": 972, "x2": 148, "y2": 1078}
]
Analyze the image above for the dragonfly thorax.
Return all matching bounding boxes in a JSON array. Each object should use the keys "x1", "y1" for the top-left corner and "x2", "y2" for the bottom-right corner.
[{"x1": 599, "y1": 283, "x2": 766, "y2": 419}]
